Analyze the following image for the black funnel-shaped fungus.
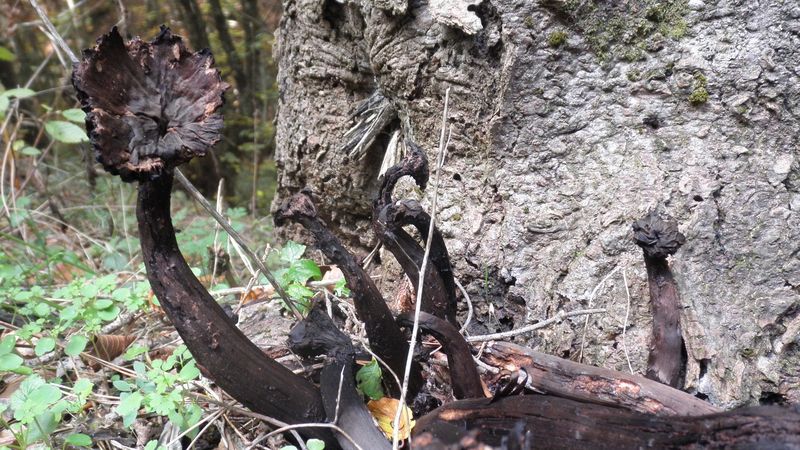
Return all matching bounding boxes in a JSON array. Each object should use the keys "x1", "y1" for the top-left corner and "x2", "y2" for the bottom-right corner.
[
  {"x1": 633, "y1": 211, "x2": 687, "y2": 388},
  {"x1": 73, "y1": 26, "x2": 226, "y2": 181},
  {"x1": 73, "y1": 27, "x2": 334, "y2": 445}
]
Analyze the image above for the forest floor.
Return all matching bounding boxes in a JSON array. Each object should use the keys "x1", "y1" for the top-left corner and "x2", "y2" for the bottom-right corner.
[{"x1": 0, "y1": 172, "x2": 325, "y2": 449}]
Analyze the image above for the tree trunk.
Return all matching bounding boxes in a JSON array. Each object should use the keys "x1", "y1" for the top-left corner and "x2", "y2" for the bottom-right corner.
[{"x1": 274, "y1": 0, "x2": 800, "y2": 408}]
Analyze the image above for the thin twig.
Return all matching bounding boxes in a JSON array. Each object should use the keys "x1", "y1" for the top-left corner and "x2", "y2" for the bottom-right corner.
[
  {"x1": 466, "y1": 308, "x2": 607, "y2": 342},
  {"x1": 579, "y1": 265, "x2": 620, "y2": 362},
  {"x1": 392, "y1": 87, "x2": 451, "y2": 449},
  {"x1": 455, "y1": 277, "x2": 473, "y2": 334},
  {"x1": 621, "y1": 267, "x2": 634, "y2": 374},
  {"x1": 174, "y1": 169, "x2": 303, "y2": 320}
]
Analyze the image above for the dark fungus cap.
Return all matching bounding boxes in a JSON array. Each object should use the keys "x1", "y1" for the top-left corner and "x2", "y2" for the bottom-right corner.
[
  {"x1": 632, "y1": 211, "x2": 686, "y2": 259},
  {"x1": 72, "y1": 26, "x2": 228, "y2": 182}
]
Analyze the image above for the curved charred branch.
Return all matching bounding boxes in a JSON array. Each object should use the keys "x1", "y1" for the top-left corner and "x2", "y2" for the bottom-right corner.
[
  {"x1": 375, "y1": 140, "x2": 429, "y2": 209},
  {"x1": 373, "y1": 141, "x2": 458, "y2": 326},
  {"x1": 413, "y1": 395, "x2": 800, "y2": 449},
  {"x1": 397, "y1": 312, "x2": 484, "y2": 400},
  {"x1": 375, "y1": 215, "x2": 453, "y2": 325},
  {"x1": 321, "y1": 360, "x2": 392, "y2": 450},
  {"x1": 388, "y1": 200, "x2": 458, "y2": 326},
  {"x1": 633, "y1": 212, "x2": 687, "y2": 388},
  {"x1": 275, "y1": 192, "x2": 422, "y2": 396},
  {"x1": 482, "y1": 342, "x2": 718, "y2": 417},
  {"x1": 290, "y1": 306, "x2": 390, "y2": 450},
  {"x1": 137, "y1": 173, "x2": 332, "y2": 443}
]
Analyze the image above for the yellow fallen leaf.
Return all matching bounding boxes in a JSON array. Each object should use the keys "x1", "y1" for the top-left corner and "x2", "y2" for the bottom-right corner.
[{"x1": 367, "y1": 397, "x2": 415, "y2": 440}]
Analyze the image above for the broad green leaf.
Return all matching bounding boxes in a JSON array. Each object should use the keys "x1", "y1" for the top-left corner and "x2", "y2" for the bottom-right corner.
[
  {"x1": 65, "y1": 335, "x2": 89, "y2": 356},
  {"x1": 0, "y1": 46, "x2": 15, "y2": 61},
  {"x1": 306, "y1": 439, "x2": 326, "y2": 450},
  {"x1": 2, "y1": 88, "x2": 35, "y2": 99},
  {"x1": 117, "y1": 391, "x2": 143, "y2": 425},
  {"x1": 62, "y1": 108, "x2": 86, "y2": 123},
  {"x1": 355, "y1": 358, "x2": 384, "y2": 401},
  {"x1": 0, "y1": 335, "x2": 15, "y2": 355},
  {"x1": 0, "y1": 353, "x2": 23, "y2": 371},
  {"x1": 178, "y1": 361, "x2": 200, "y2": 381},
  {"x1": 281, "y1": 241, "x2": 306, "y2": 262},
  {"x1": 73, "y1": 378, "x2": 94, "y2": 397},
  {"x1": 113, "y1": 380, "x2": 133, "y2": 392},
  {"x1": 286, "y1": 283, "x2": 314, "y2": 300},
  {"x1": 123, "y1": 344, "x2": 148, "y2": 360},
  {"x1": 96, "y1": 304, "x2": 120, "y2": 321},
  {"x1": 45, "y1": 120, "x2": 89, "y2": 144},
  {"x1": 20, "y1": 146, "x2": 41, "y2": 156},
  {"x1": 288, "y1": 259, "x2": 322, "y2": 284},
  {"x1": 28, "y1": 383, "x2": 62, "y2": 407},
  {"x1": 279, "y1": 447, "x2": 298, "y2": 450},
  {"x1": 34, "y1": 336, "x2": 56, "y2": 356},
  {"x1": 65, "y1": 433, "x2": 93, "y2": 446},
  {"x1": 33, "y1": 302, "x2": 51, "y2": 317},
  {"x1": 93, "y1": 299, "x2": 114, "y2": 309},
  {"x1": 0, "y1": 95, "x2": 7, "y2": 114}
]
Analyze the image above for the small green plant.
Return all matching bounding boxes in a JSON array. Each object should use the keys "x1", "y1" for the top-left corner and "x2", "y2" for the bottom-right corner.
[
  {"x1": 1, "y1": 374, "x2": 94, "y2": 449},
  {"x1": 268, "y1": 241, "x2": 324, "y2": 314},
  {"x1": 548, "y1": 30, "x2": 568, "y2": 47},
  {"x1": 281, "y1": 438, "x2": 325, "y2": 450},
  {"x1": 114, "y1": 345, "x2": 203, "y2": 433},
  {"x1": 356, "y1": 358, "x2": 385, "y2": 400}
]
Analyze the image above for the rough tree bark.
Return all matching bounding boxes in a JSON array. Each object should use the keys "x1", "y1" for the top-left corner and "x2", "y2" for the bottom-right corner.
[{"x1": 274, "y1": 0, "x2": 800, "y2": 407}]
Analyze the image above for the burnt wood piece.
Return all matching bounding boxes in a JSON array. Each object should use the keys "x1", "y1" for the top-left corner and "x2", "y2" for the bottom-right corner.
[
  {"x1": 290, "y1": 306, "x2": 390, "y2": 450},
  {"x1": 373, "y1": 141, "x2": 458, "y2": 326},
  {"x1": 632, "y1": 212, "x2": 687, "y2": 388},
  {"x1": 413, "y1": 394, "x2": 800, "y2": 449},
  {"x1": 72, "y1": 27, "x2": 226, "y2": 182},
  {"x1": 397, "y1": 312, "x2": 484, "y2": 400},
  {"x1": 375, "y1": 213, "x2": 453, "y2": 325},
  {"x1": 75, "y1": 27, "x2": 333, "y2": 445},
  {"x1": 375, "y1": 141, "x2": 429, "y2": 208},
  {"x1": 482, "y1": 342, "x2": 718, "y2": 416},
  {"x1": 275, "y1": 192, "x2": 422, "y2": 396},
  {"x1": 384, "y1": 200, "x2": 458, "y2": 326},
  {"x1": 138, "y1": 173, "x2": 332, "y2": 443}
]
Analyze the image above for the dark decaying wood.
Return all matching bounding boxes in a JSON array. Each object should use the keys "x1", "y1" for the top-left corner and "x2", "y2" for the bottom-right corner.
[
  {"x1": 413, "y1": 394, "x2": 800, "y2": 449},
  {"x1": 74, "y1": 28, "x2": 335, "y2": 445},
  {"x1": 397, "y1": 312, "x2": 485, "y2": 400},
  {"x1": 632, "y1": 211, "x2": 687, "y2": 388},
  {"x1": 137, "y1": 173, "x2": 332, "y2": 442},
  {"x1": 290, "y1": 306, "x2": 390, "y2": 450},
  {"x1": 275, "y1": 191, "x2": 422, "y2": 396},
  {"x1": 482, "y1": 342, "x2": 718, "y2": 416},
  {"x1": 72, "y1": 27, "x2": 226, "y2": 182},
  {"x1": 373, "y1": 141, "x2": 459, "y2": 326}
]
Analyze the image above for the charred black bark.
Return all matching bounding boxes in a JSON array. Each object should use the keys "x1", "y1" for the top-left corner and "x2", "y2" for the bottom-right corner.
[
  {"x1": 482, "y1": 342, "x2": 718, "y2": 416},
  {"x1": 633, "y1": 212, "x2": 687, "y2": 388},
  {"x1": 275, "y1": 191, "x2": 422, "y2": 396},
  {"x1": 137, "y1": 173, "x2": 331, "y2": 441},
  {"x1": 290, "y1": 306, "x2": 391, "y2": 450},
  {"x1": 413, "y1": 395, "x2": 800, "y2": 449},
  {"x1": 373, "y1": 141, "x2": 459, "y2": 326},
  {"x1": 397, "y1": 312, "x2": 484, "y2": 400},
  {"x1": 74, "y1": 27, "x2": 334, "y2": 445}
]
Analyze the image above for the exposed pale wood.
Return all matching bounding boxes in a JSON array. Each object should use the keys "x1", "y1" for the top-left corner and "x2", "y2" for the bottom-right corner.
[{"x1": 482, "y1": 342, "x2": 719, "y2": 416}]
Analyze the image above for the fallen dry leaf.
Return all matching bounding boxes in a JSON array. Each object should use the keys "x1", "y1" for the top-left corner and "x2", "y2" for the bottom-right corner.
[
  {"x1": 367, "y1": 397, "x2": 415, "y2": 440},
  {"x1": 85, "y1": 334, "x2": 136, "y2": 369}
]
